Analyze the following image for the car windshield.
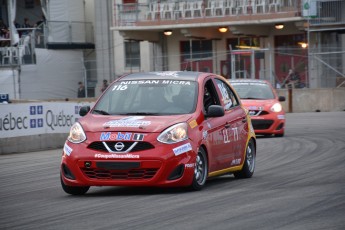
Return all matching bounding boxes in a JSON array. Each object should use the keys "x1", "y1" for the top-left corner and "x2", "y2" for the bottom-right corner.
[
  {"x1": 231, "y1": 82, "x2": 275, "y2": 100},
  {"x1": 92, "y1": 79, "x2": 198, "y2": 115}
]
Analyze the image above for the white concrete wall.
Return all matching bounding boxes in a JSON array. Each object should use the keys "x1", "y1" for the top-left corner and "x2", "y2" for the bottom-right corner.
[{"x1": 277, "y1": 88, "x2": 345, "y2": 113}]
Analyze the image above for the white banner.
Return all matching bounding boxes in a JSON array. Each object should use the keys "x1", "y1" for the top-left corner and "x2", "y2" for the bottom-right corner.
[{"x1": 0, "y1": 102, "x2": 93, "y2": 138}]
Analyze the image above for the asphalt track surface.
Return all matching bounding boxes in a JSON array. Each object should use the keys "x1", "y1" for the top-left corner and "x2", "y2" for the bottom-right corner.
[{"x1": 0, "y1": 112, "x2": 345, "y2": 230}]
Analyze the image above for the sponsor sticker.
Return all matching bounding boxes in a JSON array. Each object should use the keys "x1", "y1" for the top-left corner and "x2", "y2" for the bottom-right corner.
[
  {"x1": 189, "y1": 120, "x2": 198, "y2": 129},
  {"x1": 277, "y1": 115, "x2": 285, "y2": 120},
  {"x1": 185, "y1": 163, "x2": 195, "y2": 168},
  {"x1": 94, "y1": 153, "x2": 140, "y2": 159},
  {"x1": 103, "y1": 116, "x2": 151, "y2": 128},
  {"x1": 173, "y1": 143, "x2": 192, "y2": 156},
  {"x1": 231, "y1": 158, "x2": 241, "y2": 165},
  {"x1": 202, "y1": 130, "x2": 208, "y2": 140},
  {"x1": 64, "y1": 143, "x2": 73, "y2": 156},
  {"x1": 100, "y1": 132, "x2": 145, "y2": 141}
]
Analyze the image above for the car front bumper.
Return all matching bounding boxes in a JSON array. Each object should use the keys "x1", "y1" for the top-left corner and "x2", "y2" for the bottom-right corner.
[{"x1": 61, "y1": 140, "x2": 197, "y2": 188}]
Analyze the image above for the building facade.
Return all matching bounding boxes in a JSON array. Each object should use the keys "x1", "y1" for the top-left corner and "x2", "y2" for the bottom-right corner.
[{"x1": 111, "y1": 0, "x2": 345, "y2": 89}]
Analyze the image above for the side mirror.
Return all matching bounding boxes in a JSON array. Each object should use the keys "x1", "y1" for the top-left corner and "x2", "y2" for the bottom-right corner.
[
  {"x1": 207, "y1": 105, "x2": 225, "y2": 117},
  {"x1": 278, "y1": 96, "x2": 286, "y2": 102},
  {"x1": 79, "y1": 106, "x2": 90, "y2": 117}
]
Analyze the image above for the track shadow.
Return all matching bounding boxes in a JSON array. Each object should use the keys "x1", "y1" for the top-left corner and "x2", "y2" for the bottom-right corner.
[{"x1": 78, "y1": 175, "x2": 238, "y2": 197}]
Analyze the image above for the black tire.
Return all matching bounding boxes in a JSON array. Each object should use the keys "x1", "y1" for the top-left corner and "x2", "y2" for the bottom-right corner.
[
  {"x1": 60, "y1": 175, "x2": 90, "y2": 195},
  {"x1": 190, "y1": 147, "x2": 208, "y2": 190},
  {"x1": 234, "y1": 139, "x2": 256, "y2": 179}
]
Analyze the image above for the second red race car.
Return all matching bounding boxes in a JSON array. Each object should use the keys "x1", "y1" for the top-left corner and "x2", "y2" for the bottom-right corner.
[
  {"x1": 61, "y1": 71, "x2": 256, "y2": 195},
  {"x1": 229, "y1": 79, "x2": 286, "y2": 137}
]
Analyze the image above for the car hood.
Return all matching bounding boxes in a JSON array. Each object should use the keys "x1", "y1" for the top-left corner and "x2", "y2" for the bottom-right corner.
[
  {"x1": 240, "y1": 99, "x2": 277, "y2": 110},
  {"x1": 79, "y1": 114, "x2": 193, "y2": 133}
]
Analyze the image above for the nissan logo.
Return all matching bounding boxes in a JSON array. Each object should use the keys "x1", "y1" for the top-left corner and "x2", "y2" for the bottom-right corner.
[{"x1": 114, "y1": 142, "x2": 125, "y2": 151}]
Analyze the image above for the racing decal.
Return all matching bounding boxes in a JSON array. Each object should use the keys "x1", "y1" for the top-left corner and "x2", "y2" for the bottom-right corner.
[
  {"x1": 94, "y1": 153, "x2": 139, "y2": 159},
  {"x1": 173, "y1": 143, "x2": 192, "y2": 156},
  {"x1": 100, "y1": 132, "x2": 132, "y2": 141},
  {"x1": 64, "y1": 143, "x2": 72, "y2": 156},
  {"x1": 112, "y1": 85, "x2": 128, "y2": 91},
  {"x1": 100, "y1": 132, "x2": 145, "y2": 141},
  {"x1": 277, "y1": 115, "x2": 285, "y2": 120},
  {"x1": 133, "y1": 133, "x2": 145, "y2": 141},
  {"x1": 154, "y1": 71, "x2": 179, "y2": 77},
  {"x1": 119, "y1": 80, "x2": 160, "y2": 85},
  {"x1": 185, "y1": 163, "x2": 195, "y2": 168},
  {"x1": 202, "y1": 130, "x2": 208, "y2": 140},
  {"x1": 118, "y1": 79, "x2": 191, "y2": 85},
  {"x1": 103, "y1": 116, "x2": 151, "y2": 128},
  {"x1": 231, "y1": 158, "x2": 241, "y2": 166},
  {"x1": 223, "y1": 127, "x2": 239, "y2": 143},
  {"x1": 189, "y1": 120, "x2": 198, "y2": 129}
]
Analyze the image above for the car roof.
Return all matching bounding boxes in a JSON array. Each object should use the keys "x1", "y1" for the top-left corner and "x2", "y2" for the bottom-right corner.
[
  {"x1": 229, "y1": 79, "x2": 270, "y2": 84},
  {"x1": 120, "y1": 71, "x2": 203, "y2": 81}
]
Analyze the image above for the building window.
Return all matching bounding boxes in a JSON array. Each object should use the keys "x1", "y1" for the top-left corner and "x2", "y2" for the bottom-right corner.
[
  {"x1": 125, "y1": 41, "x2": 140, "y2": 68},
  {"x1": 180, "y1": 40, "x2": 213, "y2": 72}
]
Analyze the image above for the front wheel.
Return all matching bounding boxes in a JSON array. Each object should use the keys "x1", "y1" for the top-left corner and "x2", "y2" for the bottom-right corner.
[
  {"x1": 234, "y1": 139, "x2": 256, "y2": 179},
  {"x1": 190, "y1": 147, "x2": 208, "y2": 190},
  {"x1": 60, "y1": 175, "x2": 90, "y2": 195}
]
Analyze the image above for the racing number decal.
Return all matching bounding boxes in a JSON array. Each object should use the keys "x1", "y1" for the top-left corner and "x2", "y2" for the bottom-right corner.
[
  {"x1": 222, "y1": 127, "x2": 239, "y2": 143},
  {"x1": 112, "y1": 85, "x2": 128, "y2": 91}
]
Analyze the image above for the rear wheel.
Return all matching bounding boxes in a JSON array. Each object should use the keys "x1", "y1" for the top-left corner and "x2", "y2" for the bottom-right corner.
[
  {"x1": 60, "y1": 175, "x2": 90, "y2": 195},
  {"x1": 234, "y1": 139, "x2": 256, "y2": 179},
  {"x1": 190, "y1": 147, "x2": 208, "y2": 190}
]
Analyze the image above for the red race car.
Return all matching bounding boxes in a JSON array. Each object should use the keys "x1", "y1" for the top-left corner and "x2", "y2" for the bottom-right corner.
[
  {"x1": 61, "y1": 71, "x2": 256, "y2": 195},
  {"x1": 229, "y1": 79, "x2": 286, "y2": 137}
]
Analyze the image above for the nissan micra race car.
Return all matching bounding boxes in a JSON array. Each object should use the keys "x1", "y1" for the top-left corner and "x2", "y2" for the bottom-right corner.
[
  {"x1": 61, "y1": 71, "x2": 256, "y2": 195},
  {"x1": 230, "y1": 79, "x2": 286, "y2": 137}
]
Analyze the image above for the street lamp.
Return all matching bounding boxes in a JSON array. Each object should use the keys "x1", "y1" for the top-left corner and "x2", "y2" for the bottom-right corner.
[
  {"x1": 275, "y1": 24, "x2": 284, "y2": 30},
  {"x1": 164, "y1": 30, "x2": 172, "y2": 36}
]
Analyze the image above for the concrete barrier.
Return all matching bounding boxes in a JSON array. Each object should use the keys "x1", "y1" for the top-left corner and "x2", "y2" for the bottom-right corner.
[{"x1": 277, "y1": 88, "x2": 345, "y2": 113}]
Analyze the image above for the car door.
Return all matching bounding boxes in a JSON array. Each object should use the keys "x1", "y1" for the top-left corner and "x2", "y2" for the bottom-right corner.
[
  {"x1": 201, "y1": 77, "x2": 228, "y2": 173},
  {"x1": 214, "y1": 78, "x2": 248, "y2": 169}
]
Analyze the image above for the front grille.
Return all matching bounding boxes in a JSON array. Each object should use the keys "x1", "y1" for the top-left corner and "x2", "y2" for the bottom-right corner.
[
  {"x1": 252, "y1": 119, "x2": 274, "y2": 130},
  {"x1": 249, "y1": 110, "x2": 269, "y2": 116},
  {"x1": 81, "y1": 168, "x2": 158, "y2": 180},
  {"x1": 88, "y1": 141, "x2": 154, "y2": 153}
]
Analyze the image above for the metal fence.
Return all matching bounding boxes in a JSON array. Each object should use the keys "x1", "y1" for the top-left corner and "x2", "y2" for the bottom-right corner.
[
  {"x1": 114, "y1": 0, "x2": 301, "y2": 26},
  {"x1": 0, "y1": 21, "x2": 94, "y2": 68},
  {"x1": 305, "y1": 0, "x2": 345, "y2": 26}
]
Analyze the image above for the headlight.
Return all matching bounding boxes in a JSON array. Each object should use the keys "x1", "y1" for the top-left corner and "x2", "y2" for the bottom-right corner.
[
  {"x1": 271, "y1": 103, "x2": 282, "y2": 112},
  {"x1": 67, "y1": 122, "x2": 86, "y2": 143},
  {"x1": 157, "y1": 123, "x2": 188, "y2": 144}
]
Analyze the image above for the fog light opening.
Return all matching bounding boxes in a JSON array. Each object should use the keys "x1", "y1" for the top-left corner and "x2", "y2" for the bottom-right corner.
[
  {"x1": 168, "y1": 164, "x2": 185, "y2": 180},
  {"x1": 62, "y1": 164, "x2": 76, "y2": 180},
  {"x1": 84, "y1": 161, "x2": 92, "y2": 168},
  {"x1": 275, "y1": 123, "x2": 284, "y2": 130}
]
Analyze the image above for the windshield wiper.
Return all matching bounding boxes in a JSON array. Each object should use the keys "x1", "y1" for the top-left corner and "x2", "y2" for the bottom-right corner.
[{"x1": 92, "y1": 109, "x2": 110, "y2": 115}]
